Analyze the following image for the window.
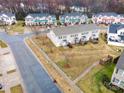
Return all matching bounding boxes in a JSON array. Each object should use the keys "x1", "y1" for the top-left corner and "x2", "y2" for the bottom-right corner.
[
  {"x1": 59, "y1": 36, "x2": 62, "y2": 39},
  {"x1": 75, "y1": 34, "x2": 78, "y2": 37},
  {"x1": 63, "y1": 36, "x2": 67, "y2": 39},
  {"x1": 113, "y1": 77, "x2": 119, "y2": 84},
  {"x1": 118, "y1": 69, "x2": 124, "y2": 76},
  {"x1": 82, "y1": 32, "x2": 88, "y2": 35},
  {"x1": 120, "y1": 81, "x2": 124, "y2": 88},
  {"x1": 70, "y1": 34, "x2": 78, "y2": 37},
  {"x1": 70, "y1": 34, "x2": 74, "y2": 37},
  {"x1": 120, "y1": 32, "x2": 124, "y2": 35}
]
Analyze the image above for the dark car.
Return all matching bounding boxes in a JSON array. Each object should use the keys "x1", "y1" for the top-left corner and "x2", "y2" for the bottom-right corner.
[{"x1": 0, "y1": 84, "x2": 2, "y2": 89}]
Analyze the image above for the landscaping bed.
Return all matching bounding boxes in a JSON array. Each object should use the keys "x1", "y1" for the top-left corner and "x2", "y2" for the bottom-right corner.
[{"x1": 10, "y1": 85, "x2": 23, "y2": 93}]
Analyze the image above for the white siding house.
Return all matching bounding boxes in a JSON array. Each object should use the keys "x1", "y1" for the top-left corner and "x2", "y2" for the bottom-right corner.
[
  {"x1": 111, "y1": 52, "x2": 124, "y2": 89},
  {"x1": 0, "y1": 13, "x2": 16, "y2": 25},
  {"x1": 92, "y1": 12, "x2": 124, "y2": 24},
  {"x1": 25, "y1": 13, "x2": 57, "y2": 26},
  {"x1": 107, "y1": 24, "x2": 124, "y2": 47},
  {"x1": 59, "y1": 12, "x2": 88, "y2": 25},
  {"x1": 47, "y1": 24, "x2": 100, "y2": 47}
]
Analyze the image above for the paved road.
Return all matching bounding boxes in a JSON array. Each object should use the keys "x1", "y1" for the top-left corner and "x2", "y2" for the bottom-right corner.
[{"x1": 0, "y1": 32, "x2": 61, "y2": 93}]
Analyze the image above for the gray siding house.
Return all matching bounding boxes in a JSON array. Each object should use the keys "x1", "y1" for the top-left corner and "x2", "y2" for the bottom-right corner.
[
  {"x1": 107, "y1": 24, "x2": 124, "y2": 47},
  {"x1": 111, "y1": 52, "x2": 124, "y2": 89}
]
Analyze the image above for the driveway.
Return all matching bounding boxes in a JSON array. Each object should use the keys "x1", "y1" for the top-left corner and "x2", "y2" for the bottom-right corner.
[{"x1": 0, "y1": 32, "x2": 61, "y2": 93}]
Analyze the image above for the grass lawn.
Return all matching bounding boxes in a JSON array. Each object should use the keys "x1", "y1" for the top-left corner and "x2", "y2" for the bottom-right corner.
[
  {"x1": 10, "y1": 85, "x2": 23, "y2": 93},
  {"x1": 77, "y1": 64, "x2": 115, "y2": 93},
  {"x1": 32, "y1": 35, "x2": 121, "y2": 80},
  {"x1": 0, "y1": 40, "x2": 7, "y2": 48},
  {"x1": 0, "y1": 91, "x2": 5, "y2": 93},
  {"x1": 7, "y1": 21, "x2": 25, "y2": 34}
]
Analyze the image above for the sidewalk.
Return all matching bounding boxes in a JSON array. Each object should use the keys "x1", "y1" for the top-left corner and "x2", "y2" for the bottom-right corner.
[{"x1": 73, "y1": 61, "x2": 99, "y2": 84}]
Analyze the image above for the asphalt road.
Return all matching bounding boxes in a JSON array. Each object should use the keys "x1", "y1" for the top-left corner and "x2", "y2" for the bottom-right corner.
[{"x1": 0, "y1": 32, "x2": 61, "y2": 93}]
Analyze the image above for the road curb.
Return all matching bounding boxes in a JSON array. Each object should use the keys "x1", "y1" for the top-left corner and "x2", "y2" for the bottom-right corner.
[{"x1": 24, "y1": 37, "x2": 63, "y2": 93}]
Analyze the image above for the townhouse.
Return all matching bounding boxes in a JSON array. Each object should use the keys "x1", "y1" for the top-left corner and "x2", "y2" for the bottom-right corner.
[
  {"x1": 92, "y1": 12, "x2": 124, "y2": 24},
  {"x1": 0, "y1": 13, "x2": 16, "y2": 25},
  {"x1": 47, "y1": 24, "x2": 100, "y2": 47},
  {"x1": 111, "y1": 52, "x2": 124, "y2": 89},
  {"x1": 70, "y1": 6, "x2": 86, "y2": 12},
  {"x1": 59, "y1": 12, "x2": 88, "y2": 25},
  {"x1": 107, "y1": 24, "x2": 124, "y2": 47},
  {"x1": 25, "y1": 13, "x2": 57, "y2": 26}
]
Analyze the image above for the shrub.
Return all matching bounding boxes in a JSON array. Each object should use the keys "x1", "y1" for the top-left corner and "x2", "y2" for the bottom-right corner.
[{"x1": 102, "y1": 74, "x2": 124, "y2": 93}]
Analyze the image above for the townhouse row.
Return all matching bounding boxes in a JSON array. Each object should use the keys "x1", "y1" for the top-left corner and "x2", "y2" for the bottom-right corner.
[
  {"x1": 25, "y1": 12, "x2": 88, "y2": 26},
  {"x1": 0, "y1": 12, "x2": 88, "y2": 26},
  {"x1": 92, "y1": 12, "x2": 124, "y2": 24},
  {"x1": 0, "y1": 13, "x2": 16, "y2": 25},
  {"x1": 1, "y1": 12, "x2": 124, "y2": 26},
  {"x1": 47, "y1": 24, "x2": 99, "y2": 47}
]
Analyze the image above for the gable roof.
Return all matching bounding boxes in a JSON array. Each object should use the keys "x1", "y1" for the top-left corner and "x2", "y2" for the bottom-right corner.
[
  {"x1": 0, "y1": 12, "x2": 15, "y2": 17},
  {"x1": 94, "y1": 12, "x2": 118, "y2": 17},
  {"x1": 116, "y1": 52, "x2": 124, "y2": 70},
  {"x1": 109, "y1": 24, "x2": 124, "y2": 33},
  {"x1": 26, "y1": 13, "x2": 55, "y2": 18},
  {"x1": 51, "y1": 24, "x2": 99, "y2": 36}
]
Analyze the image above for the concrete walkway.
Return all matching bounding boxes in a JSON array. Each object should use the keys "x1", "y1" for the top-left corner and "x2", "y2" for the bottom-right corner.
[{"x1": 73, "y1": 61, "x2": 99, "y2": 84}]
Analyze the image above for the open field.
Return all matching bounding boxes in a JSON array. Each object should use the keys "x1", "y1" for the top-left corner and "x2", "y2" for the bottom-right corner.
[
  {"x1": 77, "y1": 63, "x2": 115, "y2": 93},
  {"x1": 10, "y1": 85, "x2": 23, "y2": 93},
  {"x1": 32, "y1": 35, "x2": 122, "y2": 80},
  {"x1": 0, "y1": 40, "x2": 7, "y2": 48}
]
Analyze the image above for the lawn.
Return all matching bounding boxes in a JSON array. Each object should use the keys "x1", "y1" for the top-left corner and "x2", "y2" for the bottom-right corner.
[
  {"x1": 32, "y1": 35, "x2": 121, "y2": 80},
  {"x1": 7, "y1": 21, "x2": 25, "y2": 34},
  {"x1": 0, "y1": 40, "x2": 7, "y2": 48},
  {"x1": 77, "y1": 63, "x2": 115, "y2": 93},
  {"x1": 10, "y1": 85, "x2": 23, "y2": 93}
]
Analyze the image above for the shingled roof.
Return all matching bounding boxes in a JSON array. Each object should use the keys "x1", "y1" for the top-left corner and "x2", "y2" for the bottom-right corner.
[
  {"x1": 51, "y1": 24, "x2": 100, "y2": 36},
  {"x1": 109, "y1": 24, "x2": 124, "y2": 33},
  {"x1": 94, "y1": 12, "x2": 118, "y2": 17}
]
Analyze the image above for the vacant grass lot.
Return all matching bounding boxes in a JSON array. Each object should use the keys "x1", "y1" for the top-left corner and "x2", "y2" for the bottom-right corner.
[
  {"x1": 0, "y1": 40, "x2": 7, "y2": 48},
  {"x1": 32, "y1": 35, "x2": 121, "y2": 80},
  {"x1": 77, "y1": 63, "x2": 115, "y2": 93},
  {"x1": 10, "y1": 85, "x2": 23, "y2": 93},
  {"x1": 8, "y1": 21, "x2": 24, "y2": 34}
]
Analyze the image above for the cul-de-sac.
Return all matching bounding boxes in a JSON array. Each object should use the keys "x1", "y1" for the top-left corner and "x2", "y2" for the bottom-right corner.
[{"x1": 0, "y1": 1, "x2": 124, "y2": 93}]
